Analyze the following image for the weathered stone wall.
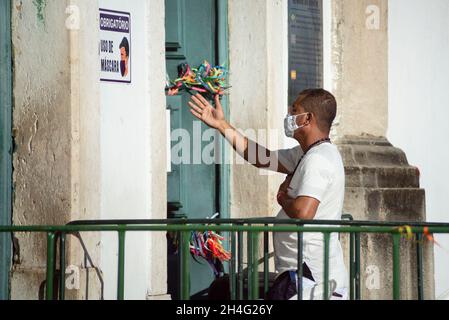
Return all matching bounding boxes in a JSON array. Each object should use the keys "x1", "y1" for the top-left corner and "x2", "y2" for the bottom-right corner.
[
  {"x1": 228, "y1": 0, "x2": 287, "y2": 221},
  {"x1": 11, "y1": 0, "x2": 73, "y2": 299},
  {"x1": 329, "y1": 0, "x2": 434, "y2": 299},
  {"x1": 338, "y1": 136, "x2": 434, "y2": 299},
  {"x1": 9, "y1": 0, "x2": 170, "y2": 300},
  {"x1": 330, "y1": 0, "x2": 388, "y2": 139}
]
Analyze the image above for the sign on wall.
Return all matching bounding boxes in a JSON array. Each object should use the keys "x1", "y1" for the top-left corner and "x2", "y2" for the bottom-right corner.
[{"x1": 99, "y1": 9, "x2": 131, "y2": 83}]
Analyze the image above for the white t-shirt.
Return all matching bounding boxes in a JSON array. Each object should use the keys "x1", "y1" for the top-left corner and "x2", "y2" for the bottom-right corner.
[{"x1": 273, "y1": 143, "x2": 348, "y2": 297}]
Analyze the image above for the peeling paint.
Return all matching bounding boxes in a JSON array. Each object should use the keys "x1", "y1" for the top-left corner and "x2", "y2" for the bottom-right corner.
[{"x1": 32, "y1": 0, "x2": 46, "y2": 25}]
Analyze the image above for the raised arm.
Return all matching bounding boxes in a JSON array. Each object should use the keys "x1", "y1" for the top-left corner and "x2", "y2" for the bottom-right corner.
[{"x1": 188, "y1": 94, "x2": 290, "y2": 174}]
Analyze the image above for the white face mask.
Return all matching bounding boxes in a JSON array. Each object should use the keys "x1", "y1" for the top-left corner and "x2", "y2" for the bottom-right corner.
[{"x1": 284, "y1": 112, "x2": 309, "y2": 138}]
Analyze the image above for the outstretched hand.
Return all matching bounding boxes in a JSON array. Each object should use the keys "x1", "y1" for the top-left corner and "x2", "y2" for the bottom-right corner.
[{"x1": 188, "y1": 94, "x2": 225, "y2": 129}]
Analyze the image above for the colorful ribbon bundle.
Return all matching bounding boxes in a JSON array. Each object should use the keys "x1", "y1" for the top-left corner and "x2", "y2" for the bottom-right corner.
[
  {"x1": 190, "y1": 230, "x2": 231, "y2": 277},
  {"x1": 167, "y1": 61, "x2": 229, "y2": 99},
  {"x1": 397, "y1": 225, "x2": 448, "y2": 252}
]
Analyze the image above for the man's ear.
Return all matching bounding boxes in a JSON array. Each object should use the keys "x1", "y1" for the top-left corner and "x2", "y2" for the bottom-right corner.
[{"x1": 305, "y1": 113, "x2": 312, "y2": 125}]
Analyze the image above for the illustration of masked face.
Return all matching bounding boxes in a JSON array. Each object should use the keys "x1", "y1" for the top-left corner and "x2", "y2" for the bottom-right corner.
[{"x1": 120, "y1": 46, "x2": 128, "y2": 77}]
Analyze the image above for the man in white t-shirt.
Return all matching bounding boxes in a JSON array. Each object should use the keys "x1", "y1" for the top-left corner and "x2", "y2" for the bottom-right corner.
[{"x1": 188, "y1": 88, "x2": 347, "y2": 300}]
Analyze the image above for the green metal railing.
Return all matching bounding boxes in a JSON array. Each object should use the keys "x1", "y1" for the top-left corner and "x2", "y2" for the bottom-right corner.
[{"x1": 1, "y1": 217, "x2": 448, "y2": 300}]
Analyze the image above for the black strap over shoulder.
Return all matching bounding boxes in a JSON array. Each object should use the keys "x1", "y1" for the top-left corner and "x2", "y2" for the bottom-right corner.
[{"x1": 289, "y1": 138, "x2": 331, "y2": 177}]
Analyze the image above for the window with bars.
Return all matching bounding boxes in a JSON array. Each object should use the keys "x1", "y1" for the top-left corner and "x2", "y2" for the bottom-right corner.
[{"x1": 288, "y1": 0, "x2": 323, "y2": 105}]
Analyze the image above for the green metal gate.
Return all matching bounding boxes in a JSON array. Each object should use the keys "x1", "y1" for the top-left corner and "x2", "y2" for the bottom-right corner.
[{"x1": 1, "y1": 217, "x2": 447, "y2": 300}]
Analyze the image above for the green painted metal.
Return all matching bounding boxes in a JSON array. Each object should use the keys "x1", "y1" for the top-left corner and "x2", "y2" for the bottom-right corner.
[
  {"x1": 323, "y1": 233, "x2": 330, "y2": 300},
  {"x1": 3, "y1": 224, "x2": 449, "y2": 233},
  {"x1": 180, "y1": 230, "x2": 190, "y2": 300},
  {"x1": 46, "y1": 232, "x2": 56, "y2": 300},
  {"x1": 68, "y1": 217, "x2": 449, "y2": 228},
  {"x1": 230, "y1": 231, "x2": 236, "y2": 300},
  {"x1": 416, "y1": 233, "x2": 424, "y2": 300},
  {"x1": 237, "y1": 230, "x2": 243, "y2": 300},
  {"x1": 349, "y1": 232, "x2": 355, "y2": 300},
  {"x1": 297, "y1": 229, "x2": 303, "y2": 300},
  {"x1": 217, "y1": 0, "x2": 230, "y2": 223},
  {"x1": 249, "y1": 231, "x2": 259, "y2": 300},
  {"x1": 0, "y1": 0, "x2": 12, "y2": 301},
  {"x1": 263, "y1": 227, "x2": 269, "y2": 298},
  {"x1": 1, "y1": 219, "x2": 449, "y2": 300},
  {"x1": 117, "y1": 230, "x2": 126, "y2": 300},
  {"x1": 393, "y1": 233, "x2": 401, "y2": 300},
  {"x1": 59, "y1": 233, "x2": 66, "y2": 300},
  {"x1": 165, "y1": 0, "x2": 225, "y2": 298},
  {"x1": 355, "y1": 232, "x2": 361, "y2": 299},
  {"x1": 247, "y1": 230, "x2": 253, "y2": 300}
]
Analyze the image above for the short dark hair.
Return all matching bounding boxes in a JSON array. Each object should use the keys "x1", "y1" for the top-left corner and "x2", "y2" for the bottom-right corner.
[
  {"x1": 119, "y1": 37, "x2": 129, "y2": 57},
  {"x1": 294, "y1": 88, "x2": 337, "y2": 132}
]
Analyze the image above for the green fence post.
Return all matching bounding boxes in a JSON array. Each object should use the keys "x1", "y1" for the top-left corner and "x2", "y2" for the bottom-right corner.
[
  {"x1": 297, "y1": 228, "x2": 303, "y2": 301},
  {"x1": 238, "y1": 230, "x2": 243, "y2": 300},
  {"x1": 230, "y1": 231, "x2": 237, "y2": 300},
  {"x1": 416, "y1": 233, "x2": 424, "y2": 300},
  {"x1": 247, "y1": 230, "x2": 253, "y2": 300},
  {"x1": 46, "y1": 232, "x2": 56, "y2": 300},
  {"x1": 180, "y1": 230, "x2": 190, "y2": 300},
  {"x1": 59, "y1": 233, "x2": 66, "y2": 300},
  {"x1": 355, "y1": 232, "x2": 361, "y2": 299},
  {"x1": 263, "y1": 226, "x2": 269, "y2": 298},
  {"x1": 323, "y1": 233, "x2": 330, "y2": 300},
  {"x1": 393, "y1": 233, "x2": 401, "y2": 300},
  {"x1": 349, "y1": 232, "x2": 355, "y2": 300},
  {"x1": 117, "y1": 230, "x2": 126, "y2": 300},
  {"x1": 249, "y1": 231, "x2": 259, "y2": 300}
]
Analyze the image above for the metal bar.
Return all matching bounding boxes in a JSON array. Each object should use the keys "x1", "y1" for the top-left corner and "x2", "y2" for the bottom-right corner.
[
  {"x1": 393, "y1": 233, "x2": 401, "y2": 300},
  {"x1": 4, "y1": 224, "x2": 449, "y2": 234},
  {"x1": 297, "y1": 229, "x2": 303, "y2": 300},
  {"x1": 249, "y1": 231, "x2": 259, "y2": 300},
  {"x1": 180, "y1": 230, "x2": 190, "y2": 300},
  {"x1": 355, "y1": 232, "x2": 361, "y2": 300},
  {"x1": 263, "y1": 226, "x2": 269, "y2": 298},
  {"x1": 416, "y1": 233, "x2": 424, "y2": 300},
  {"x1": 59, "y1": 233, "x2": 66, "y2": 300},
  {"x1": 323, "y1": 233, "x2": 330, "y2": 300},
  {"x1": 0, "y1": 219, "x2": 448, "y2": 302},
  {"x1": 117, "y1": 230, "x2": 126, "y2": 300},
  {"x1": 46, "y1": 232, "x2": 56, "y2": 300},
  {"x1": 349, "y1": 232, "x2": 355, "y2": 300},
  {"x1": 247, "y1": 230, "x2": 253, "y2": 300},
  {"x1": 238, "y1": 230, "x2": 243, "y2": 300},
  {"x1": 66, "y1": 217, "x2": 449, "y2": 228},
  {"x1": 230, "y1": 231, "x2": 236, "y2": 300}
]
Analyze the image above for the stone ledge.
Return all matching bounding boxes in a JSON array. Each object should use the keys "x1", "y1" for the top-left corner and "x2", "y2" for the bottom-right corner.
[
  {"x1": 345, "y1": 165, "x2": 420, "y2": 188},
  {"x1": 336, "y1": 135, "x2": 410, "y2": 167},
  {"x1": 344, "y1": 187, "x2": 425, "y2": 221}
]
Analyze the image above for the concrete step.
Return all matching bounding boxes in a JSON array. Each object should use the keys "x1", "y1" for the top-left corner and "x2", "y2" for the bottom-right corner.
[
  {"x1": 338, "y1": 144, "x2": 409, "y2": 167},
  {"x1": 344, "y1": 187, "x2": 425, "y2": 221},
  {"x1": 345, "y1": 165, "x2": 420, "y2": 188}
]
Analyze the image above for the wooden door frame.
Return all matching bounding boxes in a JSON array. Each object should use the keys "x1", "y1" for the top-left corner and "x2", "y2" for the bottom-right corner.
[{"x1": 0, "y1": 0, "x2": 12, "y2": 301}]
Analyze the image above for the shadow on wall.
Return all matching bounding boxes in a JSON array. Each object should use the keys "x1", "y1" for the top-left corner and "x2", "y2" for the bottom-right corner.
[{"x1": 35, "y1": 233, "x2": 104, "y2": 300}]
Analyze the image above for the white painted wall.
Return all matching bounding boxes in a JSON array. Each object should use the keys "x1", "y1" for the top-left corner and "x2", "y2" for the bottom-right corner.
[
  {"x1": 99, "y1": 0, "x2": 152, "y2": 300},
  {"x1": 388, "y1": 0, "x2": 449, "y2": 300}
]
